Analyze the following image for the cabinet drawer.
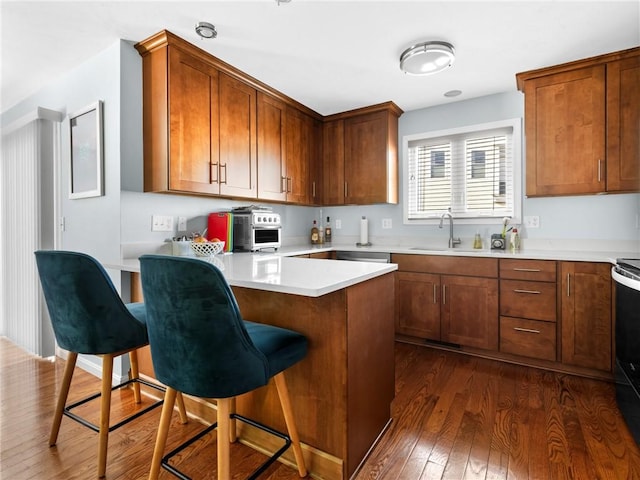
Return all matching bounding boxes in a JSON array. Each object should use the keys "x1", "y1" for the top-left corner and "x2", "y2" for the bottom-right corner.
[
  {"x1": 500, "y1": 259, "x2": 556, "y2": 282},
  {"x1": 392, "y1": 254, "x2": 498, "y2": 277},
  {"x1": 500, "y1": 316, "x2": 556, "y2": 362},
  {"x1": 500, "y1": 279, "x2": 556, "y2": 321}
]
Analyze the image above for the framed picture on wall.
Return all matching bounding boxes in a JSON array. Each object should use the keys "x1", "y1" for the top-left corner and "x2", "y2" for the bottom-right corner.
[{"x1": 68, "y1": 100, "x2": 103, "y2": 199}]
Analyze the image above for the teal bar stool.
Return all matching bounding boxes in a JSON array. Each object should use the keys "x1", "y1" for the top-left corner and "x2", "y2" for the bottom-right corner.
[
  {"x1": 139, "y1": 254, "x2": 308, "y2": 480},
  {"x1": 34, "y1": 250, "x2": 187, "y2": 478}
]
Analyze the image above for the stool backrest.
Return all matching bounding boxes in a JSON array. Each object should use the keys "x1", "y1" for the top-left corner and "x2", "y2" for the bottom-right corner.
[
  {"x1": 139, "y1": 255, "x2": 269, "y2": 398},
  {"x1": 34, "y1": 250, "x2": 148, "y2": 354}
]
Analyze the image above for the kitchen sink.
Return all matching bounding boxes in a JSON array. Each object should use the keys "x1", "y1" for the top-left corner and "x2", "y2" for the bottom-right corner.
[
  {"x1": 410, "y1": 246, "x2": 447, "y2": 251},
  {"x1": 409, "y1": 246, "x2": 481, "y2": 252}
]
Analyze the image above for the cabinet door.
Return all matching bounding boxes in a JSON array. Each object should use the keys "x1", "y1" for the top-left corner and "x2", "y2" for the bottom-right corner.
[
  {"x1": 561, "y1": 262, "x2": 612, "y2": 372},
  {"x1": 218, "y1": 72, "x2": 257, "y2": 198},
  {"x1": 441, "y1": 275, "x2": 499, "y2": 350},
  {"x1": 322, "y1": 119, "x2": 345, "y2": 205},
  {"x1": 524, "y1": 66, "x2": 606, "y2": 196},
  {"x1": 309, "y1": 118, "x2": 323, "y2": 205},
  {"x1": 607, "y1": 55, "x2": 640, "y2": 192},
  {"x1": 395, "y1": 272, "x2": 441, "y2": 340},
  {"x1": 257, "y1": 93, "x2": 287, "y2": 201},
  {"x1": 286, "y1": 107, "x2": 312, "y2": 204},
  {"x1": 168, "y1": 47, "x2": 220, "y2": 194},
  {"x1": 344, "y1": 110, "x2": 397, "y2": 204}
]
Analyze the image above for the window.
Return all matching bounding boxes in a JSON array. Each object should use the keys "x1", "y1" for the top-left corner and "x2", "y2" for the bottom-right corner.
[{"x1": 404, "y1": 119, "x2": 521, "y2": 223}]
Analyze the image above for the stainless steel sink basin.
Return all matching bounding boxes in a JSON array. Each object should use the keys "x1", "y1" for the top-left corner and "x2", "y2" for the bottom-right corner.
[
  {"x1": 409, "y1": 246, "x2": 447, "y2": 251},
  {"x1": 410, "y1": 246, "x2": 480, "y2": 252}
]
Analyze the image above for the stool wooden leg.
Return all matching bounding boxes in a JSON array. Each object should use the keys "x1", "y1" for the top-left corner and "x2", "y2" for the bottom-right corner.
[
  {"x1": 176, "y1": 392, "x2": 188, "y2": 424},
  {"x1": 98, "y1": 355, "x2": 114, "y2": 478},
  {"x1": 217, "y1": 398, "x2": 231, "y2": 480},
  {"x1": 148, "y1": 387, "x2": 177, "y2": 480},
  {"x1": 229, "y1": 397, "x2": 237, "y2": 443},
  {"x1": 49, "y1": 351, "x2": 77, "y2": 447},
  {"x1": 129, "y1": 350, "x2": 141, "y2": 404},
  {"x1": 274, "y1": 373, "x2": 307, "y2": 477}
]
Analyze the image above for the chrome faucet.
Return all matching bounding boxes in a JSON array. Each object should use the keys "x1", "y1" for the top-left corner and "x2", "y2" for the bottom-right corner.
[{"x1": 439, "y1": 208, "x2": 461, "y2": 248}]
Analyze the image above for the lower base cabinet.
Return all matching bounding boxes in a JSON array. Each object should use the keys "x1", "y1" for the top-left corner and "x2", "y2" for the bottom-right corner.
[
  {"x1": 393, "y1": 255, "x2": 499, "y2": 351},
  {"x1": 395, "y1": 255, "x2": 614, "y2": 378},
  {"x1": 560, "y1": 261, "x2": 612, "y2": 372}
]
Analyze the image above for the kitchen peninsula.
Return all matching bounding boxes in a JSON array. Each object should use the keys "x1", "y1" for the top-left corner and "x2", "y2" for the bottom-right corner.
[{"x1": 113, "y1": 253, "x2": 397, "y2": 480}]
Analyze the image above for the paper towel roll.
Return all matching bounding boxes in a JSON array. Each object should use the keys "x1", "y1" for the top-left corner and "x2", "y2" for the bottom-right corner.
[{"x1": 360, "y1": 216, "x2": 368, "y2": 245}]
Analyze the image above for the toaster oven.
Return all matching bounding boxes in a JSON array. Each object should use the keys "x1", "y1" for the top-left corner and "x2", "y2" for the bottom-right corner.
[{"x1": 233, "y1": 211, "x2": 281, "y2": 252}]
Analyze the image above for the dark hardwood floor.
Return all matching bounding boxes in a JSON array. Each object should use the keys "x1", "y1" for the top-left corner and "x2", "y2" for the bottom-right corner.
[{"x1": 2, "y1": 337, "x2": 639, "y2": 479}]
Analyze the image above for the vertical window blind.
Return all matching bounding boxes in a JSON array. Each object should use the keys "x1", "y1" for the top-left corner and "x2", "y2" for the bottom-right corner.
[{"x1": 407, "y1": 123, "x2": 516, "y2": 220}]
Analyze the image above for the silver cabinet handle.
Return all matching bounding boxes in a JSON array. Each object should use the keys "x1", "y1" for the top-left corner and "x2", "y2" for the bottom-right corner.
[
  {"x1": 567, "y1": 273, "x2": 571, "y2": 297},
  {"x1": 442, "y1": 284, "x2": 447, "y2": 305},
  {"x1": 513, "y1": 289, "x2": 541, "y2": 294},
  {"x1": 344, "y1": 182, "x2": 348, "y2": 197},
  {"x1": 514, "y1": 327, "x2": 541, "y2": 334},
  {"x1": 598, "y1": 159, "x2": 602, "y2": 182},
  {"x1": 220, "y1": 163, "x2": 227, "y2": 184},
  {"x1": 287, "y1": 177, "x2": 292, "y2": 193},
  {"x1": 513, "y1": 268, "x2": 541, "y2": 272},
  {"x1": 211, "y1": 162, "x2": 219, "y2": 183},
  {"x1": 312, "y1": 181, "x2": 316, "y2": 198},
  {"x1": 433, "y1": 284, "x2": 437, "y2": 304}
]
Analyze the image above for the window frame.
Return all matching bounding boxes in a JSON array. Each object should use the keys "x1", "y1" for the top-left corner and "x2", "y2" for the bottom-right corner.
[{"x1": 402, "y1": 118, "x2": 522, "y2": 226}]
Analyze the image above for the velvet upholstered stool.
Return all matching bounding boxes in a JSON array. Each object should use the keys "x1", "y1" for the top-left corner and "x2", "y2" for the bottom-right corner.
[
  {"x1": 34, "y1": 250, "x2": 188, "y2": 478},
  {"x1": 139, "y1": 254, "x2": 308, "y2": 480}
]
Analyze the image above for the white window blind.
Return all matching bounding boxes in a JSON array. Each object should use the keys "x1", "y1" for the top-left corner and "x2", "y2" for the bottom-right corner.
[{"x1": 406, "y1": 119, "x2": 520, "y2": 221}]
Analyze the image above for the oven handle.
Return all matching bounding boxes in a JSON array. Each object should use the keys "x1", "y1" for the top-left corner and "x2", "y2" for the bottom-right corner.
[
  {"x1": 612, "y1": 267, "x2": 640, "y2": 292},
  {"x1": 251, "y1": 225, "x2": 281, "y2": 230}
]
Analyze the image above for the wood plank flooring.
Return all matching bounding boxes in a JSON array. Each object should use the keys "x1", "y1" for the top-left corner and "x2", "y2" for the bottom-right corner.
[{"x1": 2, "y1": 337, "x2": 639, "y2": 479}]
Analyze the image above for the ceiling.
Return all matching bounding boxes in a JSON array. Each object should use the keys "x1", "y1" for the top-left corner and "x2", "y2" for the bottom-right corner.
[{"x1": 1, "y1": 1, "x2": 639, "y2": 116}]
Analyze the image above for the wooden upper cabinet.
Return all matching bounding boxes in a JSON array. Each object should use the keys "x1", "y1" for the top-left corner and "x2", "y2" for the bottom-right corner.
[
  {"x1": 607, "y1": 55, "x2": 640, "y2": 192},
  {"x1": 285, "y1": 106, "x2": 313, "y2": 204},
  {"x1": 522, "y1": 65, "x2": 606, "y2": 196},
  {"x1": 218, "y1": 73, "x2": 257, "y2": 198},
  {"x1": 517, "y1": 47, "x2": 640, "y2": 197},
  {"x1": 323, "y1": 102, "x2": 403, "y2": 205},
  {"x1": 322, "y1": 119, "x2": 345, "y2": 205},
  {"x1": 256, "y1": 94, "x2": 317, "y2": 204},
  {"x1": 166, "y1": 46, "x2": 220, "y2": 194},
  {"x1": 257, "y1": 92, "x2": 287, "y2": 201}
]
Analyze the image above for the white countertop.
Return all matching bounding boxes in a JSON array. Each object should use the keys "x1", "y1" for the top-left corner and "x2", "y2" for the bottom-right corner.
[
  {"x1": 110, "y1": 241, "x2": 636, "y2": 298},
  {"x1": 276, "y1": 243, "x2": 636, "y2": 264},
  {"x1": 108, "y1": 253, "x2": 397, "y2": 298}
]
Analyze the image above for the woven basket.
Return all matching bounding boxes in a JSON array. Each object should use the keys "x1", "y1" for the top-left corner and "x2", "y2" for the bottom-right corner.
[{"x1": 190, "y1": 241, "x2": 225, "y2": 257}]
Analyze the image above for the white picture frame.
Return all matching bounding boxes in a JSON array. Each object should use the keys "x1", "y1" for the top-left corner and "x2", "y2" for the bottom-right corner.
[{"x1": 69, "y1": 100, "x2": 103, "y2": 199}]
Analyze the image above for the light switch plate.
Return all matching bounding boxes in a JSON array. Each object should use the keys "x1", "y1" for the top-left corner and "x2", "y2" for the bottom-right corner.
[
  {"x1": 524, "y1": 216, "x2": 540, "y2": 229},
  {"x1": 152, "y1": 215, "x2": 174, "y2": 232}
]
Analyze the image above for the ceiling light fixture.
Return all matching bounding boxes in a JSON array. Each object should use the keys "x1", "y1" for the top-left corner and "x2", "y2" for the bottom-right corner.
[
  {"x1": 195, "y1": 22, "x2": 217, "y2": 39},
  {"x1": 276, "y1": 0, "x2": 292, "y2": 5},
  {"x1": 400, "y1": 41, "x2": 455, "y2": 76}
]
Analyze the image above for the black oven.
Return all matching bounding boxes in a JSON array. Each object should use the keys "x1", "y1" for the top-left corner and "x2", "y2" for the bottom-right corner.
[{"x1": 613, "y1": 258, "x2": 640, "y2": 445}]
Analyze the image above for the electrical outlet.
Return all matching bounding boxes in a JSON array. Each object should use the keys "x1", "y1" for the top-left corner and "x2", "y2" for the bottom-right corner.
[
  {"x1": 524, "y1": 215, "x2": 540, "y2": 229},
  {"x1": 335, "y1": 219, "x2": 342, "y2": 229},
  {"x1": 152, "y1": 215, "x2": 174, "y2": 232},
  {"x1": 382, "y1": 218, "x2": 392, "y2": 229},
  {"x1": 178, "y1": 216, "x2": 187, "y2": 231}
]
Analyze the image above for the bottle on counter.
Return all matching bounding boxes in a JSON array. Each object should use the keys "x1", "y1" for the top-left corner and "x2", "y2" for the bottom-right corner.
[
  {"x1": 324, "y1": 216, "x2": 332, "y2": 244},
  {"x1": 473, "y1": 232, "x2": 482, "y2": 249},
  {"x1": 510, "y1": 228, "x2": 521, "y2": 252},
  {"x1": 311, "y1": 220, "x2": 319, "y2": 245}
]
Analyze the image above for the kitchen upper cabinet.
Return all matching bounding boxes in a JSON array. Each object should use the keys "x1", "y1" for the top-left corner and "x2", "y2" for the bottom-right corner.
[
  {"x1": 218, "y1": 72, "x2": 257, "y2": 198},
  {"x1": 285, "y1": 106, "x2": 314, "y2": 204},
  {"x1": 517, "y1": 47, "x2": 640, "y2": 197},
  {"x1": 393, "y1": 254, "x2": 499, "y2": 351},
  {"x1": 136, "y1": 32, "x2": 257, "y2": 199},
  {"x1": 257, "y1": 93, "x2": 287, "y2": 201},
  {"x1": 257, "y1": 93, "x2": 318, "y2": 204},
  {"x1": 607, "y1": 55, "x2": 640, "y2": 192},
  {"x1": 323, "y1": 102, "x2": 403, "y2": 205},
  {"x1": 165, "y1": 46, "x2": 221, "y2": 195},
  {"x1": 560, "y1": 261, "x2": 612, "y2": 372}
]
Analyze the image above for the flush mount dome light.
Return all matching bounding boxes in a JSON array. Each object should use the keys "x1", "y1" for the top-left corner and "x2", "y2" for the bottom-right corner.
[
  {"x1": 400, "y1": 41, "x2": 455, "y2": 76},
  {"x1": 195, "y1": 22, "x2": 217, "y2": 39}
]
